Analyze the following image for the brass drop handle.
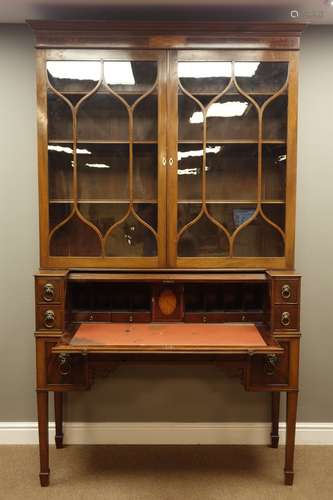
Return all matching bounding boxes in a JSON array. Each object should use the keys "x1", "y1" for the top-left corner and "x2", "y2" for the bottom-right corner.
[
  {"x1": 281, "y1": 284, "x2": 291, "y2": 300},
  {"x1": 43, "y1": 310, "x2": 55, "y2": 329},
  {"x1": 281, "y1": 311, "x2": 291, "y2": 327},
  {"x1": 58, "y1": 354, "x2": 71, "y2": 376},
  {"x1": 169, "y1": 157, "x2": 174, "y2": 167},
  {"x1": 43, "y1": 283, "x2": 55, "y2": 302}
]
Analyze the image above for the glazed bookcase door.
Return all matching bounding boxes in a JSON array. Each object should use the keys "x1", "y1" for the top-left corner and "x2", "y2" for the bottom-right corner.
[
  {"x1": 39, "y1": 49, "x2": 167, "y2": 268},
  {"x1": 167, "y1": 50, "x2": 298, "y2": 268}
]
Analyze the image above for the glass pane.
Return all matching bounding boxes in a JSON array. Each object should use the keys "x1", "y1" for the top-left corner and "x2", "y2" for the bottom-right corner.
[
  {"x1": 77, "y1": 92, "x2": 129, "y2": 142},
  {"x1": 233, "y1": 215, "x2": 284, "y2": 257},
  {"x1": 133, "y1": 95, "x2": 157, "y2": 141},
  {"x1": 178, "y1": 92, "x2": 203, "y2": 141},
  {"x1": 48, "y1": 92, "x2": 72, "y2": 141},
  {"x1": 47, "y1": 61, "x2": 101, "y2": 93},
  {"x1": 50, "y1": 214, "x2": 102, "y2": 256},
  {"x1": 178, "y1": 144, "x2": 203, "y2": 201},
  {"x1": 178, "y1": 203, "x2": 202, "y2": 232},
  {"x1": 78, "y1": 203, "x2": 127, "y2": 236},
  {"x1": 49, "y1": 203, "x2": 73, "y2": 230},
  {"x1": 105, "y1": 214, "x2": 157, "y2": 257},
  {"x1": 178, "y1": 215, "x2": 229, "y2": 257},
  {"x1": 207, "y1": 203, "x2": 256, "y2": 234},
  {"x1": 178, "y1": 61, "x2": 232, "y2": 95},
  {"x1": 206, "y1": 144, "x2": 258, "y2": 201},
  {"x1": 206, "y1": 90, "x2": 258, "y2": 142},
  {"x1": 263, "y1": 95, "x2": 288, "y2": 141},
  {"x1": 133, "y1": 144, "x2": 157, "y2": 202},
  {"x1": 262, "y1": 204, "x2": 285, "y2": 231},
  {"x1": 235, "y1": 62, "x2": 288, "y2": 95},
  {"x1": 105, "y1": 61, "x2": 157, "y2": 96},
  {"x1": 48, "y1": 142, "x2": 73, "y2": 200},
  {"x1": 262, "y1": 144, "x2": 286, "y2": 201},
  {"x1": 134, "y1": 203, "x2": 158, "y2": 232},
  {"x1": 77, "y1": 143, "x2": 129, "y2": 200}
]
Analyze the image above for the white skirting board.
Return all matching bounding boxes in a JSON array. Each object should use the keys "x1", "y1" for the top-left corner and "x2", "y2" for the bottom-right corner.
[{"x1": 0, "y1": 422, "x2": 332, "y2": 445}]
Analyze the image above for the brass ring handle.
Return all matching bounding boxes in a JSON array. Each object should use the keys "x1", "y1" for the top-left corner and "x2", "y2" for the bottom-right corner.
[
  {"x1": 281, "y1": 284, "x2": 291, "y2": 300},
  {"x1": 42, "y1": 283, "x2": 55, "y2": 302},
  {"x1": 43, "y1": 310, "x2": 55, "y2": 329},
  {"x1": 58, "y1": 354, "x2": 71, "y2": 376},
  {"x1": 281, "y1": 311, "x2": 291, "y2": 327}
]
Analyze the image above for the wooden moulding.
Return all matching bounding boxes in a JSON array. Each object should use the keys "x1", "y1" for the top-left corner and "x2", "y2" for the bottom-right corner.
[{"x1": 27, "y1": 21, "x2": 306, "y2": 50}]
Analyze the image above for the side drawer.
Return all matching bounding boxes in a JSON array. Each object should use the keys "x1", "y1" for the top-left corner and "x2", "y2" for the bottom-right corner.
[
  {"x1": 246, "y1": 337, "x2": 299, "y2": 391},
  {"x1": 36, "y1": 305, "x2": 64, "y2": 331},
  {"x1": 273, "y1": 279, "x2": 300, "y2": 305},
  {"x1": 273, "y1": 305, "x2": 299, "y2": 332},
  {"x1": 36, "y1": 277, "x2": 64, "y2": 304}
]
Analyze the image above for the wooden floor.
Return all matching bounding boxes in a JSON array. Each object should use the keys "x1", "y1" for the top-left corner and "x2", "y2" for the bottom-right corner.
[{"x1": 1, "y1": 445, "x2": 333, "y2": 499}]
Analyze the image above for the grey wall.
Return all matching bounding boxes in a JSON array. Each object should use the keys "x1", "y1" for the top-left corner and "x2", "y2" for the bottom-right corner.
[{"x1": 0, "y1": 24, "x2": 332, "y2": 423}]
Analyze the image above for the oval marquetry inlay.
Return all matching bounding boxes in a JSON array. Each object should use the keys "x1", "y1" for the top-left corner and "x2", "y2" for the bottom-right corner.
[{"x1": 158, "y1": 288, "x2": 177, "y2": 316}]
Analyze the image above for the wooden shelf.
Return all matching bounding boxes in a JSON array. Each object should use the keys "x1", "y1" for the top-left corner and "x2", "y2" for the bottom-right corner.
[
  {"x1": 178, "y1": 140, "x2": 286, "y2": 144},
  {"x1": 49, "y1": 199, "x2": 157, "y2": 204},
  {"x1": 178, "y1": 200, "x2": 285, "y2": 204},
  {"x1": 48, "y1": 140, "x2": 158, "y2": 145}
]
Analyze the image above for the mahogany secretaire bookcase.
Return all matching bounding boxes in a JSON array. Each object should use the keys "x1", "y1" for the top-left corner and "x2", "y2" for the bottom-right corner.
[{"x1": 28, "y1": 20, "x2": 304, "y2": 486}]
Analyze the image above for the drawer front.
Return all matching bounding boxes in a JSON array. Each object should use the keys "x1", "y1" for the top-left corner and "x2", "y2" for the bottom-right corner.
[
  {"x1": 46, "y1": 342, "x2": 87, "y2": 388},
  {"x1": 36, "y1": 278, "x2": 64, "y2": 304},
  {"x1": 273, "y1": 279, "x2": 300, "y2": 305},
  {"x1": 36, "y1": 305, "x2": 64, "y2": 331},
  {"x1": 184, "y1": 312, "x2": 264, "y2": 323},
  {"x1": 247, "y1": 341, "x2": 290, "y2": 389},
  {"x1": 72, "y1": 311, "x2": 111, "y2": 323},
  {"x1": 273, "y1": 305, "x2": 299, "y2": 332}
]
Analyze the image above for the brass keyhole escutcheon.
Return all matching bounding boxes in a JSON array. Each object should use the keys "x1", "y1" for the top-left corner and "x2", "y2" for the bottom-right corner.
[
  {"x1": 158, "y1": 288, "x2": 177, "y2": 316},
  {"x1": 43, "y1": 283, "x2": 55, "y2": 302},
  {"x1": 281, "y1": 284, "x2": 291, "y2": 300}
]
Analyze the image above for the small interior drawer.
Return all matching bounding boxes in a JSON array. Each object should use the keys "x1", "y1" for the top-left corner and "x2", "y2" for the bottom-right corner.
[
  {"x1": 36, "y1": 305, "x2": 64, "y2": 331},
  {"x1": 273, "y1": 279, "x2": 300, "y2": 304},
  {"x1": 273, "y1": 305, "x2": 299, "y2": 332},
  {"x1": 36, "y1": 278, "x2": 64, "y2": 304}
]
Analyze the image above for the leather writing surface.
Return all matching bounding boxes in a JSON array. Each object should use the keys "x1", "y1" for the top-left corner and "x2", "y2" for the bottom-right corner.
[{"x1": 70, "y1": 322, "x2": 267, "y2": 347}]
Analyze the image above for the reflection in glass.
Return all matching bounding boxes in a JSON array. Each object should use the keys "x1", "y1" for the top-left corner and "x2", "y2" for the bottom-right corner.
[
  {"x1": 178, "y1": 215, "x2": 229, "y2": 257},
  {"x1": 47, "y1": 61, "x2": 101, "y2": 92},
  {"x1": 77, "y1": 143, "x2": 129, "y2": 200},
  {"x1": 105, "y1": 214, "x2": 157, "y2": 257},
  {"x1": 105, "y1": 61, "x2": 157, "y2": 96},
  {"x1": 233, "y1": 215, "x2": 284, "y2": 257},
  {"x1": 178, "y1": 61, "x2": 232, "y2": 95},
  {"x1": 178, "y1": 144, "x2": 203, "y2": 201},
  {"x1": 48, "y1": 92, "x2": 72, "y2": 141},
  {"x1": 178, "y1": 92, "x2": 203, "y2": 141},
  {"x1": 48, "y1": 143, "x2": 74, "y2": 200},
  {"x1": 50, "y1": 214, "x2": 101, "y2": 256},
  {"x1": 206, "y1": 93, "x2": 258, "y2": 141}
]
